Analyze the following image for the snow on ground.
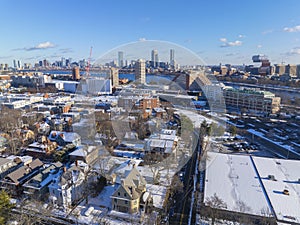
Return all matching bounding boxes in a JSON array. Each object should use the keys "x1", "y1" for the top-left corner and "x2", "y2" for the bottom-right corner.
[
  {"x1": 252, "y1": 156, "x2": 300, "y2": 224},
  {"x1": 204, "y1": 152, "x2": 272, "y2": 217},
  {"x1": 146, "y1": 184, "x2": 167, "y2": 209},
  {"x1": 88, "y1": 185, "x2": 119, "y2": 209}
]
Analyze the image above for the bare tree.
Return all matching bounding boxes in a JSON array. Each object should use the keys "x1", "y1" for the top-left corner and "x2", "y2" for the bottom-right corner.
[{"x1": 205, "y1": 193, "x2": 227, "y2": 225}]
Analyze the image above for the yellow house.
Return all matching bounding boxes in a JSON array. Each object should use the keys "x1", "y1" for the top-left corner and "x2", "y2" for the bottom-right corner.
[{"x1": 111, "y1": 167, "x2": 146, "y2": 213}]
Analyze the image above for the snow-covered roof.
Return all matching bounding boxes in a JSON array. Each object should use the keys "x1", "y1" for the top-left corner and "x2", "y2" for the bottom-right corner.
[
  {"x1": 252, "y1": 156, "x2": 300, "y2": 224},
  {"x1": 204, "y1": 152, "x2": 272, "y2": 217}
]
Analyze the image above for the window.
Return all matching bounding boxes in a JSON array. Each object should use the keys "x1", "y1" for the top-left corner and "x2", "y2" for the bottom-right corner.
[
  {"x1": 124, "y1": 193, "x2": 127, "y2": 197},
  {"x1": 118, "y1": 192, "x2": 120, "y2": 196},
  {"x1": 125, "y1": 200, "x2": 128, "y2": 204},
  {"x1": 114, "y1": 199, "x2": 117, "y2": 203}
]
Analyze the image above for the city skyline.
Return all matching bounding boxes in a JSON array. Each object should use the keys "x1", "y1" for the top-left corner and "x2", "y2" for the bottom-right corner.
[{"x1": 1, "y1": 0, "x2": 300, "y2": 66}]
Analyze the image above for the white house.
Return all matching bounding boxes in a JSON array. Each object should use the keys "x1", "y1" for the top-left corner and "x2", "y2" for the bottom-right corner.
[{"x1": 48, "y1": 164, "x2": 86, "y2": 211}]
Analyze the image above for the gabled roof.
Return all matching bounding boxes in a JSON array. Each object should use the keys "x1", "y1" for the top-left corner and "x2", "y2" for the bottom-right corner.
[
  {"x1": 112, "y1": 167, "x2": 146, "y2": 200},
  {"x1": 24, "y1": 162, "x2": 62, "y2": 188},
  {"x1": 5, "y1": 159, "x2": 43, "y2": 185}
]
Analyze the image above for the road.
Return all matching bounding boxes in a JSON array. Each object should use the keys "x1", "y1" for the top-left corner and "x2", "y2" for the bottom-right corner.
[{"x1": 169, "y1": 131, "x2": 200, "y2": 225}]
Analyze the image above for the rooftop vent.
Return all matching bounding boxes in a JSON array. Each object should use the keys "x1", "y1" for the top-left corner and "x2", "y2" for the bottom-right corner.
[
  {"x1": 283, "y1": 189, "x2": 289, "y2": 195},
  {"x1": 268, "y1": 175, "x2": 276, "y2": 181}
]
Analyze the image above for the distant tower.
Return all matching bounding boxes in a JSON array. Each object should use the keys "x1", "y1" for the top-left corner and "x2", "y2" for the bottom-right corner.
[
  {"x1": 72, "y1": 66, "x2": 80, "y2": 80},
  {"x1": 170, "y1": 49, "x2": 175, "y2": 66},
  {"x1": 135, "y1": 59, "x2": 146, "y2": 84},
  {"x1": 17, "y1": 60, "x2": 22, "y2": 69},
  {"x1": 13, "y1": 60, "x2": 17, "y2": 69},
  {"x1": 110, "y1": 68, "x2": 119, "y2": 87},
  {"x1": 151, "y1": 50, "x2": 159, "y2": 68},
  {"x1": 118, "y1": 51, "x2": 124, "y2": 68}
]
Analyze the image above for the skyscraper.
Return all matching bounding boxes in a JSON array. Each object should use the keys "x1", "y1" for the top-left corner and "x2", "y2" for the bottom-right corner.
[
  {"x1": 135, "y1": 59, "x2": 146, "y2": 84},
  {"x1": 13, "y1": 60, "x2": 17, "y2": 69},
  {"x1": 118, "y1": 51, "x2": 124, "y2": 68},
  {"x1": 151, "y1": 50, "x2": 159, "y2": 68},
  {"x1": 17, "y1": 60, "x2": 22, "y2": 69},
  {"x1": 170, "y1": 49, "x2": 175, "y2": 68}
]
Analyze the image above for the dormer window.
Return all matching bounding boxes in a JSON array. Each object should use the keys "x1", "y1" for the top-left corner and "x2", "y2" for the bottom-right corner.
[
  {"x1": 124, "y1": 193, "x2": 127, "y2": 197},
  {"x1": 118, "y1": 192, "x2": 120, "y2": 196}
]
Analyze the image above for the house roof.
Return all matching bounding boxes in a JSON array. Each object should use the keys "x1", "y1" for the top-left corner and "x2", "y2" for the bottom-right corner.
[
  {"x1": 5, "y1": 159, "x2": 43, "y2": 185},
  {"x1": 24, "y1": 162, "x2": 63, "y2": 188},
  {"x1": 112, "y1": 167, "x2": 146, "y2": 200},
  {"x1": 48, "y1": 131, "x2": 80, "y2": 143},
  {"x1": 0, "y1": 158, "x2": 12, "y2": 167}
]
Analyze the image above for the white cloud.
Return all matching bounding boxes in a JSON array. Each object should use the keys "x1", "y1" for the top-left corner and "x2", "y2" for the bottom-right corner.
[
  {"x1": 221, "y1": 40, "x2": 242, "y2": 47},
  {"x1": 286, "y1": 47, "x2": 300, "y2": 56},
  {"x1": 238, "y1": 34, "x2": 245, "y2": 38},
  {"x1": 257, "y1": 45, "x2": 263, "y2": 48},
  {"x1": 220, "y1": 38, "x2": 227, "y2": 42},
  {"x1": 25, "y1": 41, "x2": 56, "y2": 51},
  {"x1": 290, "y1": 47, "x2": 300, "y2": 54},
  {"x1": 283, "y1": 25, "x2": 300, "y2": 32}
]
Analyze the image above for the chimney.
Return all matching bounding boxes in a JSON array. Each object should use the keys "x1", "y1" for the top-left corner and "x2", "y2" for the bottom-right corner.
[
  {"x1": 59, "y1": 133, "x2": 64, "y2": 139},
  {"x1": 63, "y1": 167, "x2": 67, "y2": 173},
  {"x1": 75, "y1": 160, "x2": 78, "y2": 167}
]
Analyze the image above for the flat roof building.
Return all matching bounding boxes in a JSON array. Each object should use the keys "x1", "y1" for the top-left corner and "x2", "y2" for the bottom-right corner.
[{"x1": 223, "y1": 87, "x2": 281, "y2": 115}]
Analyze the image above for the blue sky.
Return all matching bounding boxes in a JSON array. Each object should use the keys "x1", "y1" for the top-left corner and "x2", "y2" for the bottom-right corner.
[{"x1": 1, "y1": 0, "x2": 300, "y2": 66}]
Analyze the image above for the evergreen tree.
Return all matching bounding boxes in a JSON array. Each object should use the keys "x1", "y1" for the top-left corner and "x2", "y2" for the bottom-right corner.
[{"x1": 0, "y1": 190, "x2": 14, "y2": 224}]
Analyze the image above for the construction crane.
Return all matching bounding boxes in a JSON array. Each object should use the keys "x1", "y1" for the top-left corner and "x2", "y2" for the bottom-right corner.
[{"x1": 85, "y1": 46, "x2": 93, "y2": 77}]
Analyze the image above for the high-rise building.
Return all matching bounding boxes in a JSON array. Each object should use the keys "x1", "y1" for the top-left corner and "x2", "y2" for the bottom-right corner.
[
  {"x1": 110, "y1": 68, "x2": 119, "y2": 87},
  {"x1": 118, "y1": 51, "x2": 124, "y2": 68},
  {"x1": 151, "y1": 50, "x2": 159, "y2": 68},
  {"x1": 61, "y1": 57, "x2": 66, "y2": 67},
  {"x1": 13, "y1": 60, "x2": 17, "y2": 69},
  {"x1": 135, "y1": 59, "x2": 146, "y2": 84},
  {"x1": 72, "y1": 66, "x2": 80, "y2": 80},
  {"x1": 170, "y1": 49, "x2": 175, "y2": 67},
  {"x1": 17, "y1": 60, "x2": 22, "y2": 69}
]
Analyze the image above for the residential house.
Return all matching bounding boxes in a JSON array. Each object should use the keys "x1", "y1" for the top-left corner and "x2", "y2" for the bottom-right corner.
[
  {"x1": 145, "y1": 129, "x2": 178, "y2": 156},
  {"x1": 25, "y1": 138, "x2": 58, "y2": 160},
  {"x1": 48, "y1": 164, "x2": 86, "y2": 211},
  {"x1": 23, "y1": 162, "x2": 63, "y2": 200},
  {"x1": 111, "y1": 167, "x2": 147, "y2": 214},
  {"x1": 0, "y1": 157, "x2": 23, "y2": 180},
  {"x1": 69, "y1": 145, "x2": 99, "y2": 166},
  {"x1": 0, "y1": 159, "x2": 44, "y2": 196},
  {"x1": 48, "y1": 131, "x2": 81, "y2": 147}
]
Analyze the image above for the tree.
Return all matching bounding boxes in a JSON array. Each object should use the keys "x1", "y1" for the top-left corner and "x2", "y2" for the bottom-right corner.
[
  {"x1": 0, "y1": 107, "x2": 24, "y2": 154},
  {"x1": 0, "y1": 190, "x2": 14, "y2": 224},
  {"x1": 169, "y1": 175, "x2": 184, "y2": 196},
  {"x1": 228, "y1": 125, "x2": 237, "y2": 137},
  {"x1": 205, "y1": 193, "x2": 227, "y2": 225}
]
